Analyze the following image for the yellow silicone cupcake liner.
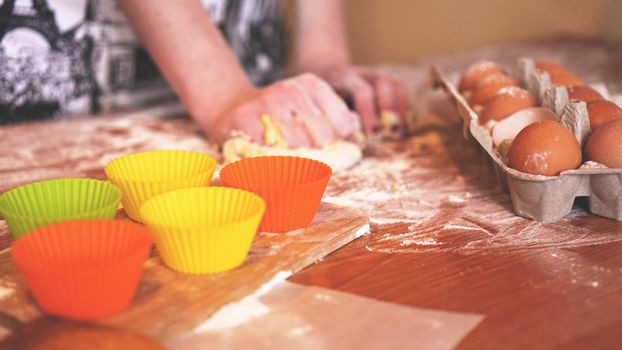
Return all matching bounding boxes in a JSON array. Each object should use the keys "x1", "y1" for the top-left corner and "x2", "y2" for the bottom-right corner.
[
  {"x1": 140, "y1": 186, "x2": 265, "y2": 274},
  {"x1": 104, "y1": 150, "x2": 217, "y2": 222}
]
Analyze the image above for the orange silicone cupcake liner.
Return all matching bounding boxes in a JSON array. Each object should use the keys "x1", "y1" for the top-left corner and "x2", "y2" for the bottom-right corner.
[
  {"x1": 11, "y1": 220, "x2": 152, "y2": 320},
  {"x1": 220, "y1": 156, "x2": 332, "y2": 232}
]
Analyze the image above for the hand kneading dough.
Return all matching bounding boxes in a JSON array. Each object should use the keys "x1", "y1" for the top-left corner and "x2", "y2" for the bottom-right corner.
[
  {"x1": 222, "y1": 137, "x2": 362, "y2": 172},
  {"x1": 222, "y1": 114, "x2": 363, "y2": 172}
]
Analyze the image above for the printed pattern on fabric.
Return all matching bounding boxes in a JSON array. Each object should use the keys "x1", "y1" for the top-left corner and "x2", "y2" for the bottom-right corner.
[{"x1": 0, "y1": 0, "x2": 287, "y2": 124}]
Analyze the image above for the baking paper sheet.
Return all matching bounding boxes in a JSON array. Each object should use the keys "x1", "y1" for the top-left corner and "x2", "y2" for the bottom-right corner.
[{"x1": 180, "y1": 282, "x2": 483, "y2": 349}]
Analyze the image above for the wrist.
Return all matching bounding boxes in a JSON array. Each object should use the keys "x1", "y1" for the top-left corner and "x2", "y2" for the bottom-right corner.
[{"x1": 189, "y1": 79, "x2": 258, "y2": 134}]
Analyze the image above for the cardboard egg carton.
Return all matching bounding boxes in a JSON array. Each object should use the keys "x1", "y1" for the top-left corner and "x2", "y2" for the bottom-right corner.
[{"x1": 430, "y1": 61, "x2": 622, "y2": 223}]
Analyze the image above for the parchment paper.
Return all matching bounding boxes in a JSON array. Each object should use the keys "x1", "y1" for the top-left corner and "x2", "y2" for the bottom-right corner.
[{"x1": 180, "y1": 282, "x2": 483, "y2": 350}]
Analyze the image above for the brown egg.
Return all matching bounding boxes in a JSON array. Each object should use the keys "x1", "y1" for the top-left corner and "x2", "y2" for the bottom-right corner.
[
  {"x1": 508, "y1": 121, "x2": 582, "y2": 176},
  {"x1": 480, "y1": 87, "x2": 535, "y2": 125},
  {"x1": 535, "y1": 60, "x2": 567, "y2": 75},
  {"x1": 587, "y1": 100, "x2": 622, "y2": 130},
  {"x1": 469, "y1": 73, "x2": 517, "y2": 106},
  {"x1": 585, "y1": 119, "x2": 622, "y2": 168},
  {"x1": 459, "y1": 61, "x2": 505, "y2": 92},
  {"x1": 549, "y1": 71, "x2": 583, "y2": 87},
  {"x1": 567, "y1": 85, "x2": 604, "y2": 102}
]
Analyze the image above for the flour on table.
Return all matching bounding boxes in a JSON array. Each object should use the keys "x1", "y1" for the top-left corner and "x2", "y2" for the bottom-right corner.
[
  {"x1": 355, "y1": 224, "x2": 371, "y2": 238},
  {"x1": 0, "y1": 279, "x2": 17, "y2": 301},
  {"x1": 322, "y1": 133, "x2": 622, "y2": 255},
  {"x1": 193, "y1": 295, "x2": 271, "y2": 334},
  {"x1": 193, "y1": 270, "x2": 291, "y2": 334}
]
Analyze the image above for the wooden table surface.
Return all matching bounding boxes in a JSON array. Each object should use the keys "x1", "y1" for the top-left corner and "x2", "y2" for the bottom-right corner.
[{"x1": 1, "y1": 38, "x2": 622, "y2": 349}]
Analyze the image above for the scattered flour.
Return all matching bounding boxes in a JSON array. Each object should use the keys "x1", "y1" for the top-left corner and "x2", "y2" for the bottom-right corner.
[
  {"x1": 400, "y1": 237, "x2": 439, "y2": 247},
  {"x1": 193, "y1": 295, "x2": 270, "y2": 333},
  {"x1": 254, "y1": 271, "x2": 292, "y2": 297},
  {"x1": 355, "y1": 224, "x2": 371, "y2": 238},
  {"x1": 0, "y1": 279, "x2": 17, "y2": 301},
  {"x1": 193, "y1": 270, "x2": 292, "y2": 334},
  {"x1": 288, "y1": 325, "x2": 313, "y2": 336},
  {"x1": 314, "y1": 293, "x2": 332, "y2": 302}
]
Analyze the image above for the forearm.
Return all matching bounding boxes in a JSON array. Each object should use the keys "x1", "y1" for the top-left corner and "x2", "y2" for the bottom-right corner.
[
  {"x1": 293, "y1": 0, "x2": 351, "y2": 72},
  {"x1": 118, "y1": 0, "x2": 254, "y2": 129}
]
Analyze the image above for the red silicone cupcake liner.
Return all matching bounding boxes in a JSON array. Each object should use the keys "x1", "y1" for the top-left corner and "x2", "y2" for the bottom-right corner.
[
  {"x1": 220, "y1": 156, "x2": 332, "y2": 232},
  {"x1": 11, "y1": 220, "x2": 152, "y2": 320}
]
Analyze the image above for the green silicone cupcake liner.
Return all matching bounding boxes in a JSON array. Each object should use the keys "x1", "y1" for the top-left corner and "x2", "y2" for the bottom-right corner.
[{"x1": 0, "y1": 178, "x2": 121, "y2": 238}]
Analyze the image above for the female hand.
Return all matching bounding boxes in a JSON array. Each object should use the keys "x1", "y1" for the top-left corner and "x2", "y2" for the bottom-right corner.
[
  {"x1": 292, "y1": 0, "x2": 409, "y2": 136},
  {"x1": 316, "y1": 65, "x2": 409, "y2": 135},
  {"x1": 207, "y1": 73, "x2": 361, "y2": 148}
]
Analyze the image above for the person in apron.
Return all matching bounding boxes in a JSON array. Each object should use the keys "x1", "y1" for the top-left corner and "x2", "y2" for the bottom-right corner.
[{"x1": 0, "y1": 0, "x2": 407, "y2": 147}]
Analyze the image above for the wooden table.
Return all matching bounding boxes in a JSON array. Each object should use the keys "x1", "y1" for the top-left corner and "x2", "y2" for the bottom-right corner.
[
  {"x1": 293, "y1": 37, "x2": 622, "y2": 349},
  {"x1": 1, "y1": 37, "x2": 622, "y2": 349}
]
